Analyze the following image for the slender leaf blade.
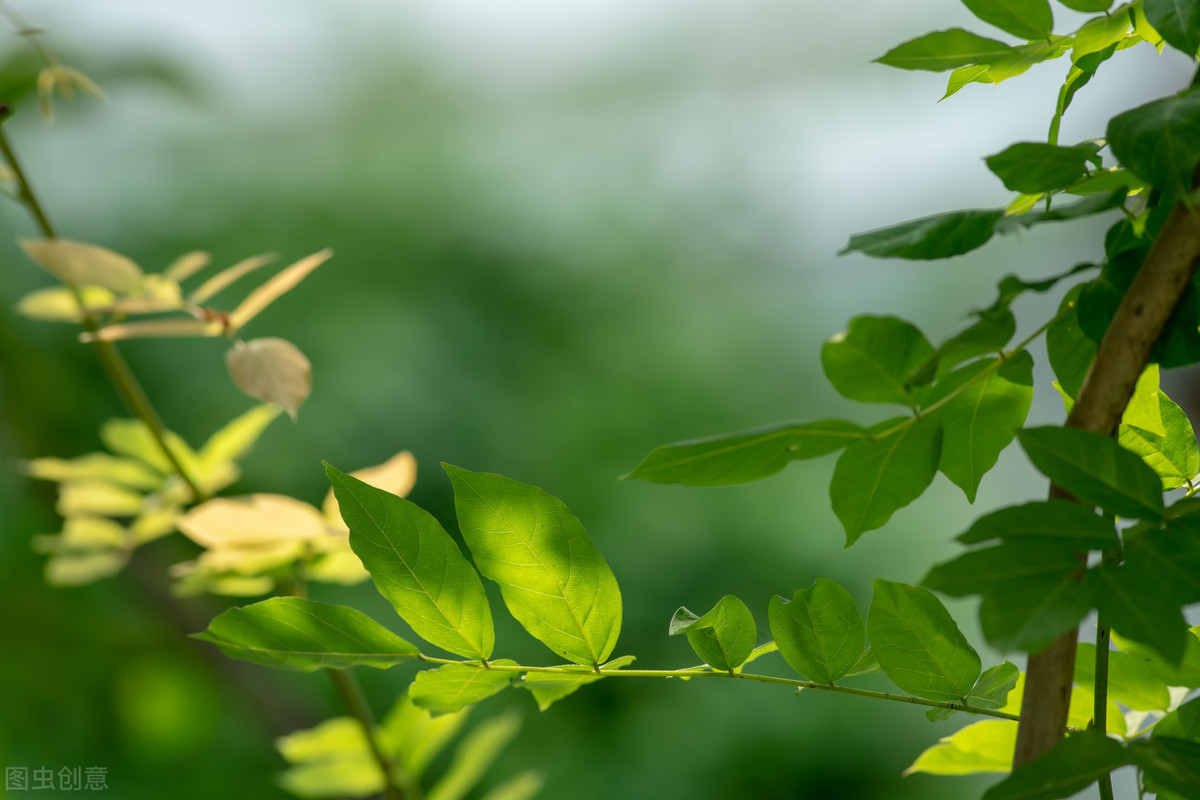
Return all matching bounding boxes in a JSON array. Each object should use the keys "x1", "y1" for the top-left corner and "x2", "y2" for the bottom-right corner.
[
  {"x1": 841, "y1": 209, "x2": 1003, "y2": 259},
  {"x1": 875, "y1": 29, "x2": 1017, "y2": 71}
]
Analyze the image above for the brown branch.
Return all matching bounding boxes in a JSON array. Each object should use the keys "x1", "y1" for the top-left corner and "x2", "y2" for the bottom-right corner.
[{"x1": 1013, "y1": 200, "x2": 1200, "y2": 766}]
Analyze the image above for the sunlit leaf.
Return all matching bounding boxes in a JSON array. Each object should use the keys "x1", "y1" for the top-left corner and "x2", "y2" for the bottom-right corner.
[
  {"x1": 162, "y1": 250, "x2": 211, "y2": 283},
  {"x1": 1075, "y1": 642, "x2": 1172, "y2": 711},
  {"x1": 226, "y1": 337, "x2": 312, "y2": 420},
  {"x1": 228, "y1": 249, "x2": 331, "y2": 331},
  {"x1": 1112, "y1": 627, "x2": 1200, "y2": 689},
  {"x1": 670, "y1": 595, "x2": 756, "y2": 671},
  {"x1": 23, "y1": 453, "x2": 162, "y2": 491},
  {"x1": 20, "y1": 238, "x2": 142, "y2": 293},
  {"x1": 323, "y1": 450, "x2": 417, "y2": 526},
  {"x1": 410, "y1": 664, "x2": 517, "y2": 714},
  {"x1": 56, "y1": 480, "x2": 144, "y2": 517},
  {"x1": 44, "y1": 550, "x2": 128, "y2": 586},
  {"x1": 1120, "y1": 390, "x2": 1199, "y2": 490},
  {"x1": 769, "y1": 578, "x2": 865, "y2": 684},
  {"x1": 426, "y1": 712, "x2": 523, "y2": 800},
  {"x1": 943, "y1": 64, "x2": 993, "y2": 99},
  {"x1": 178, "y1": 494, "x2": 327, "y2": 550},
  {"x1": 1071, "y1": 11, "x2": 1132, "y2": 62},
  {"x1": 520, "y1": 656, "x2": 636, "y2": 711},
  {"x1": 905, "y1": 719, "x2": 1017, "y2": 776},
  {"x1": 383, "y1": 692, "x2": 469, "y2": 779},
  {"x1": 195, "y1": 404, "x2": 282, "y2": 489},
  {"x1": 15, "y1": 285, "x2": 115, "y2": 322}
]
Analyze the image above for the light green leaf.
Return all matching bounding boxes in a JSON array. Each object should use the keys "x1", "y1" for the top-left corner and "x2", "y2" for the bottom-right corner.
[
  {"x1": 276, "y1": 716, "x2": 382, "y2": 799},
  {"x1": 196, "y1": 404, "x2": 281, "y2": 487},
  {"x1": 1120, "y1": 390, "x2": 1199, "y2": 490},
  {"x1": 821, "y1": 316, "x2": 934, "y2": 405},
  {"x1": 927, "y1": 660, "x2": 1019, "y2": 721},
  {"x1": 980, "y1": 571, "x2": 1094, "y2": 652},
  {"x1": 193, "y1": 597, "x2": 419, "y2": 671},
  {"x1": 326, "y1": 465, "x2": 494, "y2": 660},
  {"x1": 1075, "y1": 642, "x2": 1171, "y2": 711},
  {"x1": 962, "y1": 0, "x2": 1055, "y2": 40},
  {"x1": 1143, "y1": 0, "x2": 1200, "y2": 56},
  {"x1": 1108, "y1": 86, "x2": 1200, "y2": 201},
  {"x1": 521, "y1": 655, "x2": 636, "y2": 711},
  {"x1": 381, "y1": 693, "x2": 469, "y2": 779},
  {"x1": 831, "y1": 417, "x2": 943, "y2": 545},
  {"x1": 624, "y1": 419, "x2": 866, "y2": 486},
  {"x1": 1122, "y1": 364, "x2": 1166, "y2": 436},
  {"x1": 1071, "y1": 11, "x2": 1133, "y2": 62},
  {"x1": 670, "y1": 595, "x2": 757, "y2": 671},
  {"x1": 427, "y1": 711, "x2": 522, "y2": 800},
  {"x1": 996, "y1": 189, "x2": 1128, "y2": 230},
  {"x1": 925, "y1": 352, "x2": 1033, "y2": 502},
  {"x1": 931, "y1": 308, "x2": 1016, "y2": 377},
  {"x1": 943, "y1": 64, "x2": 993, "y2": 99},
  {"x1": 985, "y1": 142, "x2": 1093, "y2": 193},
  {"x1": 874, "y1": 29, "x2": 1017, "y2": 71},
  {"x1": 481, "y1": 772, "x2": 544, "y2": 800},
  {"x1": 1017, "y1": 426, "x2": 1164, "y2": 520},
  {"x1": 867, "y1": 580, "x2": 981, "y2": 703},
  {"x1": 957, "y1": 500, "x2": 1117, "y2": 548},
  {"x1": 100, "y1": 417, "x2": 201, "y2": 480},
  {"x1": 1155, "y1": 696, "x2": 1200, "y2": 740},
  {"x1": 445, "y1": 465, "x2": 622, "y2": 667},
  {"x1": 905, "y1": 719, "x2": 1017, "y2": 776},
  {"x1": 22, "y1": 453, "x2": 162, "y2": 491},
  {"x1": 769, "y1": 579, "x2": 865, "y2": 685},
  {"x1": 985, "y1": 37, "x2": 1073, "y2": 82},
  {"x1": 981, "y1": 729, "x2": 1128, "y2": 800},
  {"x1": 410, "y1": 664, "x2": 517, "y2": 715},
  {"x1": 841, "y1": 209, "x2": 1003, "y2": 259},
  {"x1": 15, "y1": 284, "x2": 116, "y2": 322},
  {"x1": 44, "y1": 550, "x2": 127, "y2": 586},
  {"x1": 923, "y1": 540, "x2": 1082, "y2": 598},
  {"x1": 1113, "y1": 627, "x2": 1200, "y2": 689}
]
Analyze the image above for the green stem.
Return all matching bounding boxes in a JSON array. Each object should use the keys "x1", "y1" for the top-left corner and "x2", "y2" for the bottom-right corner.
[{"x1": 328, "y1": 669, "x2": 408, "y2": 800}]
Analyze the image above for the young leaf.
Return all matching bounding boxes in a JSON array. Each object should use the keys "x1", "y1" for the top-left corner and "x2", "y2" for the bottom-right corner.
[
  {"x1": 1071, "y1": 12, "x2": 1132, "y2": 62},
  {"x1": 1128, "y1": 737, "x2": 1200, "y2": 799},
  {"x1": 980, "y1": 571, "x2": 1094, "y2": 652},
  {"x1": 195, "y1": 404, "x2": 282, "y2": 488},
  {"x1": 980, "y1": 729, "x2": 1129, "y2": 800},
  {"x1": 768, "y1": 579, "x2": 866, "y2": 685},
  {"x1": 227, "y1": 248, "x2": 331, "y2": 331},
  {"x1": 867, "y1": 580, "x2": 981, "y2": 703},
  {"x1": 821, "y1": 316, "x2": 934, "y2": 405},
  {"x1": 193, "y1": 597, "x2": 419, "y2": 671},
  {"x1": 1123, "y1": 364, "x2": 1166, "y2": 437},
  {"x1": 943, "y1": 64, "x2": 993, "y2": 99},
  {"x1": 326, "y1": 465, "x2": 495, "y2": 661},
  {"x1": 444, "y1": 465, "x2": 622, "y2": 667},
  {"x1": 1075, "y1": 643, "x2": 1172, "y2": 711},
  {"x1": 410, "y1": 663, "x2": 517, "y2": 715},
  {"x1": 521, "y1": 655, "x2": 636, "y2": 710},
  {"x1": 624, "y1": 419, "x2": 866, "y2": 486},
  {"x1": 841, "y1": 209, "x2": 1003, "y2": 259},
  {"x1": 905, "y1": 719, "x2": 1017, "y2": 776},
  {"x1": 225, "y1": 337, "x2": 312, "y2": 420},
  {"x1": 15, "y1": 285, "x2": 116, "y2": 323},
  {"x1": 163, "y1": 250, "x2": 211, "y2": 283},
  {"x1": 23, "y1": 453, "x2": 162, "y2": 491},
  {"x1": 962, "y1": 0, "x2": 1054, "y2": 41},
  {"x1": 926, "y1": 660, "x2": 1019, "y2": 721},
  {"x1": 669, "y1": 595, "x2": 756, "y2": 671},
  {"x1": 830, "y1": 417, "x2": 943, "y2": 545},
  {"x1": 1108, "y1": 87, "x2": 1200, "y2": 201},
  {"x1": 957, "y1": 500, "x2": 1117, "y2": 548},
  {"x1": 20, "y1": 238, "x2": 143, "y2": 293},
  {"x1": 874, "y1": 29, "x2": 1016, "y2": 71},
  {"x1": 1120, "y1": 390, "x2": 1199, "y2": 490},
  {"x1": 925, "y1": 352, "x2": 1034, "y2": 502},
  {"x1": 275, "y1": 716, "x2": 385, "y2": 798},
  {"x1": 323, "y1": 451, "x2": 418, "y2": 527},
  {"x1": 1017, "y1": 426, "x2": 1165, "y2": 520},
  {"x1": 426, "y1": 711, "x2": 522, "y2": 800},
  {"x1": 1143, "y1": 0, "x2": 1200, "y2": 57},
  {"x1": 188, "y1": 253, "x2": 276, "y2": 305},
  {"x1": 985, "y1": 142, "x2": 1092, "y2": 193}
]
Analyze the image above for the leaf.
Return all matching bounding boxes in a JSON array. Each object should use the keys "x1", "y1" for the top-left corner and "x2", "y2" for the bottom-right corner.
[
  {"x1": 1155, "y1": 695, "x2": 1200, "y2": 739},
  {"x1": 874, "y1": 29, "x2": 1017, "y2": 71},
  {"x1": 1075, "y1": 643, "x2": 1172, "y2": 711},
  {"x1": 1127, "y1": 518, "x2": 1200, "y2": 605},
  {"x1": 1046, "y1": 285, "x2": 1097, "y2": 398},
  {"x1": 768, "y1": 579, "x2": 866, "y2": 684},
  {"x1": 926, "y1": 660, "x2": 1019, "y2": 721},
  {"x1": 410, "y1": 664, "x2": 517, "y2": 714},
  {"x1": 923, "y1": 540, "x2": 1082, "y2": 598},
  {"x1": 163, "y1": 250, "x2": 211, "y2": 283},
  {"x1": 1017, "y1": 426, "x2": 1165, "y2": 520},
  {"x1": 1108, "y1": 87, "x2": 1200, "y2": 201},
  {"x1": 1120, "y1": 390, "x2": 1199, "y2": 490},
  {"x1": 225, "y1": 337, "x2": 312, "y2": 420},
  {"x1": 867, "y1": 580, "x2": 981, "y2": 703},
  {"x1": 44, "y1": 550, "x2": 128, "y2": 586},
  {"x1": 1071, "y1": 12, "x2": 1133, "y2": 62},
  {"x1": 188, "y1": 253, "x2": 276, "y2": 305},
  {"x1": 1122, "y1": 364, "x2": 1166, "y2": 436},
  {"x1": 426, "y1": 711, "x2": 522, "y2": 800},
  {"x1": 624, "y1": 419, "x2": 867, "y2": 486},
  {"x1": 445, "y1": 465, "x2": 622, "y2": 667},
  {"x1": 932, "y1": 309, "x2": 1017, "y2": 377},
  {"x1": 275, "y1": 716, "x2": 383, "y2": 799},
  {"x1": 195, "y1": 404, "x2": 282, "y2": 489},
  {"x1": 905, "y1": 719, "x2": 1017, "y2": 776},
  {"x1": 326, "y1": 465, "x2": 495, "y2": 660},
  {"x1": 979, "y1": 571, "x2": 1094, "y2": 652},
  {"x1": 1129, "y1": 737, "x2": 1200, "y2": 798},
  {"x1": 822, "y1": 316, "x2": 934, "y2": 405},
  {"x1": 521, "y1": 655, "x2": 636, "y2": 710},
  {"x1": 228, "y1": 249, "x2": 331, "y2": 331},
  {"x1": 1143, "y1": 0, "x2": 1200, "y2": 56},
  {"x1": 830, "y1": 417, "x2": 943, "y2": 545},
  {"x1": 1056, "y1": 0, "x2": 1112, "y2": 10},
  {"x1": 323, "y1": 450, "x2": 418, "y2": 527},
  {"x1": 193, "y1": 597, "x2": 419, "y2": 671},
  {"x1": 56, "y1": 480, "x2": 143, "y2": 517},
  {"x1": 19, "y1": 238, "x2": 143, "y2": 293},
  {"x1": 480, "y1": 772, "x2": 544, "y2": 800},
  {"x1": 177, "y1": 493, "x2": 328, "y2": 550},
  {"x1": 15, "y1": 285, "x2": 115, "y2": 322},
  {"x1": 1113, "y1": 628, "x2": 1200, "y2": 689},
  {"x1": 956, "y1": 500, "x2": 1117, "y2": 549},
  {"x1": 943, "y1": 64, "x2": 993, "y2": 99},
  {"x1": 985, "y1": 142, "x2": 1093, "y2": 194},
  {"x1": 925, "y1": 352, "x2": 1034, "y2": 502},
  {"x1": 981, "y1": 729, "x2": 1128, "y2": 800},
  {"x1": 23, "y1": 453, "x2": 162, "y2": 491},
  {"x1": 996, "y1": 189, "x2": 1128, "y2": 229},
  {"x1": 962, "y1": 0, "x2": 1055, "y2": 40},
  {"x1": 670, "y1": 595, "x2": 757, "y2": 671},
  {"x1": 1093, "y1": 552, "x2": 1193, "y2": 665},
  {"x1": 841, "y1": 209, "x2": 1003, "y2": 259}
]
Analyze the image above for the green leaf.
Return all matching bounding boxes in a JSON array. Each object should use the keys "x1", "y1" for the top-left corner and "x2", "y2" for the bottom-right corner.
[
  {"x1": 1128, "y1": 737, "x2": 1200, "y2": 798},
  {"x1": 1056, "y1": 0, "x2": 1113, "y2": 10},
  {"x1": 427, "y1": 711, "x2": 522, "y2": 800},
  {"x1": 1075, "y1": 642, "x2": 1172, "y2": 711},
  {"x1": 410, "y1": 663, "x2": 518, "y2": 714},
  {"x1": 481, "y1": 773, "x2": 544, "y2": 800},
  {"x1": 985, "y1": 142, "x2": 1093, "y2": 193},
  {"x1": 875, "y1": 28, "x2": 1017, "y2": 71},
  {"x1": 670, "y1": 595, "x2": 757, "y2": 671},
  {"x1": 1017, "y1": 426, "x2": 1164, "y2": 520},
  {"x1": 1127, "y1": 518, "x2": 1200, "y2": 605},
  {"x1": 982, "y1": 729, "x2": 1128, "y2": 800},
  {"x1": 193, "y1": 597, "x2": 420, "y2": 671},
  {"x1": 979, "y1": 570, "x2": 1094, "y2": 652},
  {"x1": 1090, "y1": 563, "x2": 1191, "y2": 665},
  {"x1": 383, "y1": 693, "x2": 469, "y2": 779},
  {"x1": 867, "y1": 580, "x2": 981, "y2": 703},
  {"x1": 943, "y1": 64, "x2": 993, "y2": 99},
  {"x1": 1122, "y1": 364, "x2": 1166, "y2": 436},
  {"x1": 1120, "y1": 390, "x2": 1199, "y2": 490},
  {"x1": 1155, "y1": 696, "x2": 1200, "y2": 740},
  {"x1": 196, "y1": 404, "x2": 281, "y2": 487},
  {"x1": 625, "y1": 419, "x2": 866, "y2": 486},
  {"x1": 1071, "y1": 11, "x2": 1133, "y2": 62},
  {"x1": 769, "y1": 579, "x2": 866, "y2": 685},
  {"x1": 962, "y1": 0, "x2": 1055, "y2": 40},
  {"x1": 985, "y1": 37, "x2": 1073, "y2": 82},
  {"x1": 841, "y1": 209, "x2": 1003, "y2": 259},
  {"x1": 925, "y1": 352, "x2": 1034, "y2": 502},
  {"x1": 1113, "y1": 628, "x2": 1200, "y2": 689},
  {"x1": 997, "y1": 189, "x2": 1128, "y2": 229},
  {"x1": 932, "y1": 308, "x2": 1017, "y2": 377},
  {"x1": 926, "y1": 660, "x2": 1019, "y2": 721},
  {"x1": 923, "y1": 540, "x2": 1082, "y2": 598},
  {"x1": 445, "y1": 465, "x2": 622, "y2": 667},
  {"x1": 830, "y1": 417, "x2": 943, "y2": 545},
  {"x1": 275, "y1": 716, "x2": 384, "y2": 799},
  {"x1": 22, "y1": 453, "x2": 162, "y2": 491},
  {"x1": 326, "y1": 465, "x2": 495, "y2": 660},
  {"x1": 821, "y1": 316, "x2": 934, "y2": 405},
  {"x1": 1144, "y1": 0, "x2": 1200, "y2": 56},
  {"x1": 905, "y1": 719, "x2": 1017, "y2": 776},
  {"x1": 956, "y1": 500, "x2": 1117, "y2": 549},
  {"x1": 521, "y1": 655, "x2": 636, "y2": 710},
  {"x1": 19, "y1": 238, "x2": 144, "y2": 293},
  {"x1": 1046, "y1": 286, "x2": 1097, "y2": 399},
  {"x1": 1108, "y1": 87, "x2": 1200, "y2": 201}
]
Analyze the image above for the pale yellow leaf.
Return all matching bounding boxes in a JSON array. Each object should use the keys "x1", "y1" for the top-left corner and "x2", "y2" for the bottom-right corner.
[
  {"x1": 225, "y1": 337, "x2": 312, "y2": 419},
  {"x1": 20, "y1": 238, "x2": 143, "y2": 293},
  {"x1": 45, "y1": 550, "x2": 127, "y2": 586},
  {"x1": 23, "y1": 453, "x2": 162, "y2": 490},
  {"x1": 228, "y1": 249, "x2": 331, "y2": 331},
  {"x1": 32, "y1": 516, "x2": 127, "y2": 552},
  {"x1": 163, "y1": 251, "x2": 211, "y2": 283},
  {"x1": 80, "y1": 318, "x2": 222, "y2": 343},
  {"x1": 323, "y1": 451, "x2": 418, "y2": 527},
  {"x1": 177, "y1": 494, "x2": 327, "y2": 550},
  {"x1": 188, "y1": 253, "x2": 276, "y2": 305},
  {"x1": 99, "y1": 418, "x2": 202, "y2": 478},
  {"x1": 196, "y1": 404, "x2": 282, "y2": 486},
  {"x1": 197, "y1": 540, "x2": 309, "y2": 574},
  {"x1": 131, "y1": 506, "x2": 181, "y2": 545},
  {"x1": 15, "y1": 285, "x2": 115, "y2": 322},
  {"x1": 105, "y1": 274, "x2": 184, "y2": 315},
  {"x1": 307, "y1": 546, "x2": 370, "y2": 585},
  {"x1": 56, "y1": 480, "x2": 144, "y2": 517}
]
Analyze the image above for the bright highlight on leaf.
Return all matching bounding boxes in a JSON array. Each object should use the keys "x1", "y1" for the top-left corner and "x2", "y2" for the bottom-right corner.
[{"x1": 410, "y1": 663, "x2": 518, "y2": 715}]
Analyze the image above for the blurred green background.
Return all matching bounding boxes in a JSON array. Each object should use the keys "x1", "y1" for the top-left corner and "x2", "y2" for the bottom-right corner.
[{"x1": 0, "y1": 1, "x2": 1193, "y2": 798}]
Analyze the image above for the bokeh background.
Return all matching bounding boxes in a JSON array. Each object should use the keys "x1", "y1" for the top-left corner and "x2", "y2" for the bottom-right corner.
[{"x1": 0, "y1": 1, "x2": 1195, "y2": 798}]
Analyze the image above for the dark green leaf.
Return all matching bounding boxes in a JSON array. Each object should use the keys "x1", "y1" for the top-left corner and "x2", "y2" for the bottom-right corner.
[
  {"x1": 1091, "y1": 563, "x2": 1190, "y2": 665},
  {"x1": 1144, "y1": 0, "x2": 1200, "y2": 57},
  {"x1": 194, "y1": 597, "x2": 419, "y2": 671},
  {"x1": 997, "y1": 189, "x2": 1128, "y2": 229},
  {"x1": 1124, "y1": 519, "x2": 1200, "y2": 603},
  {"x1": 445, "y1": 465, "x2": 622, "y2": 667},
  {"x1": 867, "y1": 580, "x2": 981, "y2": 703},
  {"x1": 932, "y1": 308, "x2": 1016, "y2": 377},
  {"x1": 875, "y1": 28, "x2": 1017, "y2": 71},
  {"x1": 327, "y1": 465, "x2": 495, "y2": 660},
  {"x1": 1017, "y1": 426, "x2": 1165, "y2": 520},
  {"x1": 625, "y1": 419, "x2": 866, "y2": 486},
  {"x1": 1155, "y1": 696, "x2": 1200, "y2": 740},
  {"x1": 1108, "y1": 87, "x2": 1200, "y2": 201},
  {"x1": 962, "y1": 0, "x2": 1054, "y2": 40},
  {"x1": 923, "y1": 540, "x2": 1081, "y2": 597},
  {"x1": 669, "y1": 595, "x2": 757, "y2": 671},
  {"x1": 1075, "y1": 642, "x2": 1172, "y2": 711},
  {"x1": 520, "y1": 656, "x2": 636, "y2": 711},
  {"x1": 410, "y1": 663, "x2": 517, "y2": 714},
  {"x1": 822, "y1": 316, "x2": 934, "y2": 405},
  {"x1": 985, "y1": 142, "x2": 1092, "y2": 193},
  {"x1": 980, "y1": 571, "x2": 1094, "y2": 652},
  {"x1": 841, "y1": 209, "x2": 1003, "y2": 259},
  {"x1": 1046, "y1": 285, "x2": 1097, "y2": 398},
  {"x1": 1056, "y1": 45, "x2": 1118, "y2": 128},
  {"x1": 1129, "y1": 737, "x2": 1200, "y2": 798},
  {"x1": 1056, "y1": 0, "x2": 1112, "y2": 10},
  {"x1": 981, "y1": 729, "x2": 1128, "y2": 800},
  {"x1": 830, "y1": 417, "x2": 943, "y2": 545},
  {"x1": 769, "y1": 579, "x2": 866, "y2": 685},
  {"x1": 957, "y1": 500, "x2": 1117, "y2": 548}
]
